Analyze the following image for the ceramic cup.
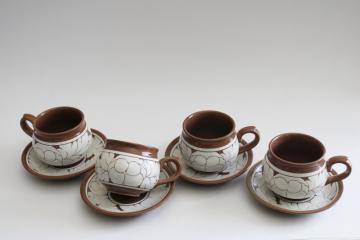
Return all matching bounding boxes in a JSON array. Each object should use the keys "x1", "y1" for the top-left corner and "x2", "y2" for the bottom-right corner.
[
  {"x1": 95, "y1": 139, "x2": 181, "y2": 196},
  {"x1": 263, "y1": 133, "x2": 352, "y2": 200},
  {"x1": 20, "y1": 106, "x2": 93, "y2": 167},
  {"x1": 179, "y1": 110, "x2": 260, "y2": 172}
]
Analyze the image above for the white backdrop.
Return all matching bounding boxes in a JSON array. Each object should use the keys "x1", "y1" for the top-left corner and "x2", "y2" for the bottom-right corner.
[{"x1": 0, "y1": 0, "x2": 359, "y2": 239}]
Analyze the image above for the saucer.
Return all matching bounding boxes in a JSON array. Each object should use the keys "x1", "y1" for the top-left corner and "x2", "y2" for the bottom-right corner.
[
  {"x1": 80, "y1": 168, "x2": 176, "y2": 217},
  {"x1": 165, "y1": 136, "x2": 253, "y2": 185},
  {"x1": 21, "y1": 129, "x2": 107, "y2": 180},
  {"x1": 246, "y1": 161, "x2": 343, "y2": 214}
]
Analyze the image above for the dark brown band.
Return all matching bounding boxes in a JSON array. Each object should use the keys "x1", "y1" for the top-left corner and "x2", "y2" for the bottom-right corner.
[
  {"x1": 267, "y1": 133, "x2": 327, "y2": 173},
  {"x1": 266, "y1": 152, "x2": 325, "y2": 173},
  {"x1": 34, "y1": 121, "x2": 86, "y2": 142},
  {"x1": 105, "y1": 139, "x2": 158, "y2": 158},
  {"x1": 21, "y1": 106, "x2": 87, "y2": 142},
  {"x1": 102, "y1": 183, "x2": 147, "y2": 197},
  {"x1": 181, "y1": 131, "x2": 236, "y2": 148}
]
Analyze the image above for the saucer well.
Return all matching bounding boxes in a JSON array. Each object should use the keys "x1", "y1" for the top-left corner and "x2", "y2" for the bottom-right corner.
[
  {"x1": 246, "y1": 161, "x2": 343, "y2": 214},
  {"x1": 21, "y1": 129, "x2": 107, "y2": 180},
  {"x1": 165, "y1": 136, "x2": 253, "y2": 185},
  {"x1": 80, "y1": 168, "x2": 175, "y2": 217}
]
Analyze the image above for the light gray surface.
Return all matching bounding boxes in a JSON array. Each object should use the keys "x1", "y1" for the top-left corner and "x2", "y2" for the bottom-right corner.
[{"x1": 0, "y1": 0, "x2": 359, "y2": 239}]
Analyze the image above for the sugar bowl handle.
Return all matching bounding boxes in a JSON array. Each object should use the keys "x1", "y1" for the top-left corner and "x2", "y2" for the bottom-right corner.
[
  {"x1": 325, "y1": 156, "x2": 352, "y2": 185},
  {"x1": 156, "y1": 157, "x2": 182, "y2": 187},
  {"x1": 20, "y1": 114, "x2": 36, "y2": 137},
  {"x1": 237, "y1": 126, "x2": 260, "y2": 153}
]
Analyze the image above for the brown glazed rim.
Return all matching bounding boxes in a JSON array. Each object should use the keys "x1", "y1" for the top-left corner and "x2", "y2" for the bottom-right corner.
[
  {"x1": 34, "y1": 106, "x2": 86, "y2": 142},
  {"x1": 182, "y1": 110, "x2": 236, "y2": 148},
  {"x1": 105, "y1": 139, "x2": 159, "y2": 158},
  {"x1": 268, "y1": 133, "x2": 326, "y2": 173},
  {"x1": 80, "y1": 169, "x2": 176, "y2": 217},
  {"x1": 165, "y1": 136, "x2": 253, "y2": 185},
  {"x1": 21, "y1": 129, "x2": 107, "y2": 180},
  {"x1": 246, "y1": 161, "x2": 343, "y2": 215}
]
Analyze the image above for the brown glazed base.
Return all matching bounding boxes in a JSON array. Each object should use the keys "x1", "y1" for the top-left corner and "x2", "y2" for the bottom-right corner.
[
  {"x1": 21, "y1": 128, "x2": 107, "y2": 180},
  {"x1": 246, "y1": 161, "x2": 344, "y2": 215},
  {"x1": 53, "y1": 158, "x2": 84, "y2": 168},
  {"x1": 101, "y1": 183, "x2": 147, "y2": 197},
  {"x1": 108, "y1": 192, "x2": 149, "y2": 205},
  {"x1": 80, "y1": 167, "x2": 176, "y2": 217},
  {"x1": 165, "y1": 136, "x2": 253, "y2": 185},
  {"x1": 272, "y1": 192, "x2": 315, "y2": 203}
]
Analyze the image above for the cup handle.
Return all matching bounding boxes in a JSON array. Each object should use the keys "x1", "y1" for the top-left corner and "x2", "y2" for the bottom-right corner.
[
  {"x1": 155, "y1": 157, "x2": 182, "y2": 187},
  {"x1": 325, "y1": 156, "x2": 352, "y2": 185},
  {"x1": 20, "y1": 114, "x2": 36, "y2": 137},
  {"x1": 237, "y1": 126, "x2": 260, "y2": 153}
]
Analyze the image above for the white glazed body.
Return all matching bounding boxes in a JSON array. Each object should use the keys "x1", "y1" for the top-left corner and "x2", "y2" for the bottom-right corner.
[
  {"x1": 262, "y1": 156, "x2": 328, "y2": 200},
  {"x1": 32, "y1": 127, "x2": 93, "y2": 167},
  {"x1": 95, "y1": 150, "x2": 161, "y2": 191},
  {"x1": 179, "y1": 136, "x2": 239, "y2": 172}
]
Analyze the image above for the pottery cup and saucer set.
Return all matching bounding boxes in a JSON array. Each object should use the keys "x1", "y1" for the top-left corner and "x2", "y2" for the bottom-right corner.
[{"x1": 20, "y1": 107, "x2": 352, "y2": 216}]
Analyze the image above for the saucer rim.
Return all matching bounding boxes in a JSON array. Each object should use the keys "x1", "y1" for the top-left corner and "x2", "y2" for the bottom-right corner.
[
  {"x1": 246, "y1": 161, "x2": 344, "y2": 215},
  {"x1": 165, "y1": 136, "x2": 253, "y2": 185},
  {"x1": 21, "y1": 128, "x2": 107, "y2": 180},
  {"x1": 80, "y1": 169, "x2": 176, "y2": 217}
]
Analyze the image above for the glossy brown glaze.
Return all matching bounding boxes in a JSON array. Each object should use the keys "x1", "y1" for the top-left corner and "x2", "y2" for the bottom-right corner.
[
  {"x1": 155, "y1": 157, "x2": 182, "y2": 187},
  {"x1": 267, "y1": 133, "x2": 352, "y2": 184},
  {"x1": 182, "y1": 110, "x2": 260, "y2": 152},
  {"x1": 105, "y1": 139, "x2": 159, "y2": 158},
  {"x1": 20, "y1": 106, "x2": 86, "y2": 142},
  {"x1": 102, "y1": 183, "x2": 147, "y2": 197},
  {"x1": 182, "y1": 110, "x2": 236, "y2": 148},
  {"x1": 267, "y1": 133, "x2": 326, "y2": 173},
  {"x1": 326, "y1": 156, "x2": 352, "y2": 184}
]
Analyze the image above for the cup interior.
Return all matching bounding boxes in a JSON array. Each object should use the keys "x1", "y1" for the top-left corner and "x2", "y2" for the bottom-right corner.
[
  {"x1": 184, "y1": 111, "x2": 234, "y2": 139},
  {"x1": 105, "y1": 139, "x2": 158, "y2": 158},
  {"x1": 35, "y1": 107, "x2": 83, "y2": 133},
  {"x1": 270, "y1": 134, "x2": 325, "y2": 164}
]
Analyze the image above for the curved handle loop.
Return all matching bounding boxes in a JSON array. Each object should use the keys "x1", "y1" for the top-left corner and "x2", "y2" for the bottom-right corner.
[
  {"x1": 20, "y1": 114, "x2": 36, "y2": 137},
  {"x1": 237, "y1": 126, "x2": 260, "y2": 153},
  {"x1": 326, "y1": 155, "x2": 352, "y2": 185},
  {"x1": 155, "y1": 157, "x2": 182, "y2": 187}
]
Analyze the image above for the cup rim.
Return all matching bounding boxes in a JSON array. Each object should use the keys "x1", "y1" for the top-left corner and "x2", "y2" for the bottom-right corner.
[
  {"x1": 268, "y1": 132, "x2": 326, "y2": 167},
  {"x1": 104, "y1": 139, "x2": 159, "y2": 158},
  {"x1": 182, "y1": 110, "x2": 236, "y2": 142},
  {"x1": 34, "y1": 106, "x2": 85, "y2": 137}
]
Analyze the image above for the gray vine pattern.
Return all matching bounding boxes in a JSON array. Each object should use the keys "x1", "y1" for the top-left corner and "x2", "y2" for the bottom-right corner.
[
  {"x1": 250, "y1": 163, "x2": 338, "y2": 211},
  {"x1": 33, "y1": 128, "x2": 93, "y2": 166},
  {"x1": 263, "y1": 159, "x2": 328, "y2": 200},
  {"x1": 179, "y1": 138, "x2": 239, "y2": 172},
  {"x1": 26, "y1": 132, "x2": 105, "y2": 176},
  {"x1": 85, "y1": 171, "x2": 170, "y2": 213},
  {"x1": 96, "y1": 152, "x2": 159, "y2": 191},
  {"x1": 171, "y1": 141, "x2": 248, "y2": 182}
]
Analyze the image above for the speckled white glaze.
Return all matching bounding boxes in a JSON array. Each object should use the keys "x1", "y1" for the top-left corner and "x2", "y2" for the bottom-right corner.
[
  {"x1": 179, "y1": 136, "x2": 239, "y2": 172},
  {"x1": 262, "y1": 156, "x2": 328, "y2": 200},
  {"x1": 95, "y1": 150, "x2": 161, "y2": 192},
  {"x1": 32, "y1": 127, "x2": 93, "y2": 167}
]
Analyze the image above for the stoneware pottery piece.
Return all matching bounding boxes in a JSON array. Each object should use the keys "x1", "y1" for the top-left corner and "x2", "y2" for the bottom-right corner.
[
  {"x1": 263, "y1": 133, "x2": 351, "y2": 200},
  {"x1": 95, "y1": 139, "x2": 181, "y2": 196},
  {"x1": 81, "y1": 167, "x2": 176, "y2": 217},
  {"x1": 165, "y1": 136, "x2": 253, "y2": 184},
  {"x1": 22, "y1": 129, "x2": 106, "y2": 180},
  {"x1": 20, "y1": 106, "x2": 93, "y2": 167},
  {"x1": 246, "y1": 161, "x2": 343, "y2": 214},
  {"x1": 179, "y1": 110, "x2": 259, "y2": 172}
]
